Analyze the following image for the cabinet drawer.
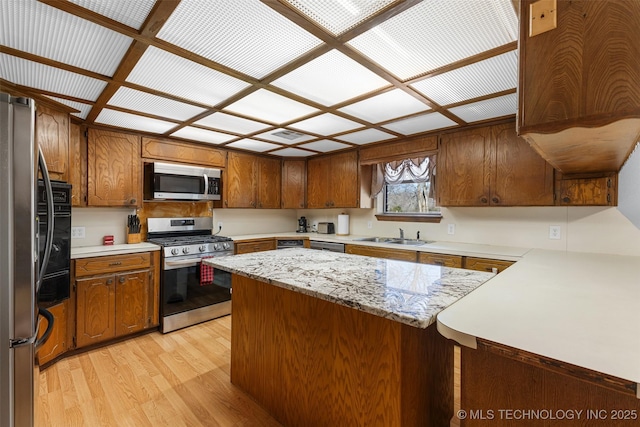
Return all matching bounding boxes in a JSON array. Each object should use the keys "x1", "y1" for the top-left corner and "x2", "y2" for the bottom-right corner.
[
  {"x1": 463, "y1": 257, "x2": 514, "y2": 274},
  {"x1": 235, "y1": 239, "x2": 277, "y2": 254},
  {"x1": 417, "y1": 252, "x2": 463, "y2": 268},
  {"x1": 345, "y1": 244, "x2": 417, "y2": 262},
  {"x1": 75, "y1": 253, "x2": 151, "y2": 277}
]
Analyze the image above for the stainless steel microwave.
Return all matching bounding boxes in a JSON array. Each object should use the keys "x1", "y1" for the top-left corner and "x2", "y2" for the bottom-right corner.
[{"x1": 144, "y1": 162, "x2": 221, "y2": 201}]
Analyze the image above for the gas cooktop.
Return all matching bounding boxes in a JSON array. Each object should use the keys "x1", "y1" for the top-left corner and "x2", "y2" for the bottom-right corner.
[{"x1": 147, "y1": 235, "x2": 232, "y2": 247}]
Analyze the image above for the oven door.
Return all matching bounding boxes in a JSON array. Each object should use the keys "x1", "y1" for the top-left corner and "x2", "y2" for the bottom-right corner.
[{"x1": 38, "y1": 212, "x2": 71, "y2": 275}]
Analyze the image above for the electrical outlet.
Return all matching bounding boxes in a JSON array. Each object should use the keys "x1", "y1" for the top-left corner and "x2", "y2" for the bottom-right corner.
[
  {"x1": 367, "y1": 221, "x2": 372, "y2": 229},
  {"x1": 71, "y1": 226, "x2": 85, "y2": 239},
  {"x1": 217, "y1": 222, "x2": 223, "y2": 230},
  {"x1": 549, "y1": 225, "x2": 561, "y2": 240},
  {"x1": 447, "y1": 224, "x2": 455, "y2": 235}
]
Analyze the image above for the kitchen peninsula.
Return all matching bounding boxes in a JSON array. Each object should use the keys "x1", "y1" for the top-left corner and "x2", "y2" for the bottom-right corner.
[{"x1": 205, "y1": 248, "x2": 495, "y2": 427}]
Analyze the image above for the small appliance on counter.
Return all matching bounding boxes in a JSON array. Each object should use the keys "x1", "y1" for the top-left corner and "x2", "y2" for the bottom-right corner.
[
  {"x1": 297, "y1": 216, "x2": 308, "y2": 233},
  {"x1": 317, "y1": 222, "x2": 335, "y2": 234}
]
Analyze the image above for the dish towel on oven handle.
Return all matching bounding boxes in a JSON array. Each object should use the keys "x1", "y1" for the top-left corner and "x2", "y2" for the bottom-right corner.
[{"x1": 200, "y1": 256, "x2": 215, "y2": 286}]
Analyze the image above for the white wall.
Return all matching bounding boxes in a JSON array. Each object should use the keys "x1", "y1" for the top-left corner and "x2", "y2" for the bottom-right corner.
[
  {"x1": 618, "y1": 142, "x2": 640, "y2": 229},
  {"x1": 71, "y1": 207, "x2": 134, "y2": 246}
]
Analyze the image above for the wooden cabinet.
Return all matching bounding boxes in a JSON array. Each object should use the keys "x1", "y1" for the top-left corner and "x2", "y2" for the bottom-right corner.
[
  {"x1": 518, "y1": 0, "x2": 640, "y2": 174},
  {"x1": 36, "y1": 301, "x2": 67, "y2": 365},
  {"x1": 307, "y1": 151, "x2": 360, "y2": 208},
  {"x1": 225, "y1": 152, "x2": 281, "y2": 208},
  {"x1": 463, "y1": 257, "x2": 514, "y2": 274},
  {"x1": 417, "y1": 252, "x2": 462, "y2": 268},
  {"x1": 281, "y1": 160, "x2": 306, "y2": 208},
  {"x1": 141, "y1": 136, "x2": 226, "y2": 167},
  {"x1": 235, "y1": 239, "x2": 277, "y2": 254},
  {"x1": 36, "y1": 104, "x2": 69, "y2": 182},
  {"x1": 345, "y1": 244, "x2": 417, "y2": 262},
  {"x1": 87, "y1": 129, "x2": 142, "y2": 208},
  {"x1": 74, "y1": 252, "x2": 154, "y2": 349},
  {"x1": 556, "y1": 173, "x2": 617, "y2": 206},
  {"x1": 439, "y1": 123, "x2": 554, "y2": 206},
  {"x1": 68, "y1": 122, "x2": 86, "y2": 206}
]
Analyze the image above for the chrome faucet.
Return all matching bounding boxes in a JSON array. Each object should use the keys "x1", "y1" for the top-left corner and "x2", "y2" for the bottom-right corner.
[{"x1": 399, "y1": 228, "x2": 404, "y2": 239}]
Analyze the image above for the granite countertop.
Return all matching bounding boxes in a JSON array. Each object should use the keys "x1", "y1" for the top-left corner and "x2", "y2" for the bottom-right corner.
[
  {"x1": 204, "y1": 248, "x2": 495, "y2": 329},
  {"x1": 71, "y1": 242, "x2": 161, "y2": 259}
]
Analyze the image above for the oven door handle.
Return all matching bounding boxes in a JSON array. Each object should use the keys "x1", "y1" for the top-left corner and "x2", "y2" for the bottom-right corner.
[{"x1": 164, "y1": 258, "x2": 203, "y2": 269}]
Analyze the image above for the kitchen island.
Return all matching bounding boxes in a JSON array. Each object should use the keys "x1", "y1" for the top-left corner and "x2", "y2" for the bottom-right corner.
[{"x1": 205, "y1": 248, "x2": 495, "y2": 427}]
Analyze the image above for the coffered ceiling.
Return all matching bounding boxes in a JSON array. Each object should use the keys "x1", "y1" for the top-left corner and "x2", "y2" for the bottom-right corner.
[{"x1": 1, "y1": 0, "x2": 519, "y2": 157}]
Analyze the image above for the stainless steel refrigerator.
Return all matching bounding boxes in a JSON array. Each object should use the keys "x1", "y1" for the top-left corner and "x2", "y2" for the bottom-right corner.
[{"x1": 1, "y1": 93, "x2": 55, "y2": 427}]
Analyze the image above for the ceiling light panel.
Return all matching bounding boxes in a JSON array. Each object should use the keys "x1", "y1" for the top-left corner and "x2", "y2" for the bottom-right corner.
[
  {"x1": 0, "y1": 53, "x2": 106, "y2": 100},
  {"x1": 348, "y1": 0, "x2": 518, "y2": 80},
  {"x1": 194, "y1": 112, "x2": 271, "y2": 134},
  {"x1": 226, "y1": 139, "x2": 283, "y2": 153},
  {"x1": 108, "y1": 87, "x2": 206, "y2": 121},
  {"x1": 338, "y1": 89, "x2": 429, "y2": 123},
  {"x1": 156, "y1": 0, "x2": 322, "y2": 79},
  {"x1": 255, "y1": 128, "x2": 315, "y2": 144},
  {"x1": 45, "y1": 96, "x2": 93, "y2": 120},
  {"x1": 1, "y1": 0, "x2": 132, "y2": 76},
  {"x1": 336, "y1": 128, "x2": 395, "y2": 145},
  {"x1": 68, "y1": 0, "x2": 156, "y2": 29},
  {"x1": 448, "y1": 93, "x2": 517, "y2": 123},
  {"x1": 410, "y1": 52, "x2": 518, "y2": 106},
  {"x1": 272, "y1": 49, "x2": 389, "y2": 106},
  {"x1": 224, "y1": 89, "x2": 319, "y2": 125},
  {"x1": 95, "y1": 109, "x2": 176, "y2": 134},
  {"x1": 382, "y1": 112, "x2": 457, "y2": 135},
  {"x1": 171, "y1": 127, "x2": 236, "y2": 145},
  {"x1": 126, "y1": 46, "x2": 250, "y2": 107},
  {"x1": 286, "y1": 0, "x2": 395, "y2": 36},
  {"x1": 298, "y1": 139, "x2": 351, "y2": 153},
  {"x1": 290, "y1": 113, "x2": 363, "y2": 136},
  {"x1": 269, "y1": 147, "x2": 315, "y2": 157}
]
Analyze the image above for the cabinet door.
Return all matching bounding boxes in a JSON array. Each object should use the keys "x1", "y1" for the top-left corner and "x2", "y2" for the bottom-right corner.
[
  {"x1": 235, "y1": 239, "x2": 277, "y2": 254},
  {"x1": 463, "y1": 257, "x2": 514, "y2": 274},
  {"x1": 330, "y1": 151, "x2": 359, "y2": 208},
  {"x1": 141, "y1": 137, "x2": 226, "y2": 167},
  {"x1": 115, "y1": 270, "x2": 150, "y2": 336},
  {"x1": 307, "y1": 156, "x2": 331, "y2": 208},
  {"x1": 76, "y1": 275, "x2": 116, "y2": 348},
  {"x1": 417, "y1": 252, "x2": 462, "y2": 268},
  {"x1": 345, "y1": 244, "x2": 417, "y2": 262},
  {"x1": 256, "y1": 157, "x2": 281, "y2": 209},
  {"x1": 439, "y1": 127, "x2": 491, "y2": 206},
  {"x1": 36, "y1": 104, "x2": 69, "y2": 181},
  {"x1": 36, "y1": 300, "x2": 67, "y2": 365},
  {"x1": 68, "y1": 122, "x2": 86, "y2": 206},
  {"x1": 87, "y1": 129, "x2": 141, "y2": 207},
  {"x1": 491, "y1": 124, "x2": 554, "y2": 206},
  {"x1": 226, "y1": 152, "x2": 256, "y2": 208},
  {"x1": 282, "y1": 160, "x2": 306, "y2": 208},
  {"x1": 556, "y1": 173, "x2": 617, "y2": 206}
]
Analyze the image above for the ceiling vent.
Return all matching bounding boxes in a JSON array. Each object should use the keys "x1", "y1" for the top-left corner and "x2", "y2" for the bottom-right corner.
[{"x1": 271, "y1": 130, "x2": 306, "y2": 141}]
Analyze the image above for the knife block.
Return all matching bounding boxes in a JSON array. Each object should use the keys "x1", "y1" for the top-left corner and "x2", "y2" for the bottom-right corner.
[{"x1": 126, "y1": 232, "x2": 141, "y2": 244}]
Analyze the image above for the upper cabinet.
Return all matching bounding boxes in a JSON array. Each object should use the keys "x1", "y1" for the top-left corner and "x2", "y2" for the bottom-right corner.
[
  {"x1": 439, "y1": 122, "x2": 554, "y2": 206},
  {"x1": 307, "y1": 151, "x2": 360, "y2": 208},
  {"x1": 141, "y1": 137, "x2": 226, "y2": 168},
  {"x1": 555, "y1": 172, "x2": 617, "y2": 206},
  {"x1": 518, "y1": 0, "x2": 640, "y2": 174},
  {"x1": 281, "y1": 160, "x2": 306, "y2": 209},
  {"x1": 36, "y1": 104, "x2": 69, "y2": 181},
  {"x1": 68, "y1": 122, "x2": 86, "y2": 207},
  {"x1": 225, "y1": 152, "x2": 281, "y2": 208},
  {"x1": 87, "y1": 129, "x2": 142, "y2": 208}
]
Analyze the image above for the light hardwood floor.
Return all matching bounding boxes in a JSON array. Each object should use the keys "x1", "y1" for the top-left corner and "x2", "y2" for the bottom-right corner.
[{"x1": 37, "y1": 316, "x2": 281, "y2": 427}]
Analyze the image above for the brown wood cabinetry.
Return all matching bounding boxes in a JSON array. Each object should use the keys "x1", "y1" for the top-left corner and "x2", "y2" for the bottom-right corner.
[
  {"x1": 68, "y1": 122, "x2": 86, "y2": 206},
  {"x1": 345, "y1": 244, "x2": 417, "y2": 262},
  {"x1": 417, "y1": 252, "x2": 463, "y2": 268},
  {"x1": 87, "y1": 129, "x2": 142, "y2": 208},
  {"x1": 307, "y1": 151, "x2": 360, "y2": 208},
  {"x1": 226, "y1": 152, "x2": 281, "y2": 208},
  {"x1": 463, "y1": 257, "x2": 514, "y2": 274},
  {"x1": 235, "y1": 239, "x2": 277, "y2": 254},
  {"x1": 518, "y1": 0, "x2": 640, "y2": 174},
  {"x1": 36, "y1": 103, "x2": 69, "y2": 182},
  {"x1": 556, "y1": 173, "x2": 617, "y2": 206},
  {"x1": 36, "y1": 300, "x2": 67, "y2": 365},
  {"x1": 281, "y1": 159, "x2": 306, "y2": 208},
  {"x1": 439, "y1": 123, "x2": 554, "y2": 206},
  {"x1": 141, "y1": 137, "x2": 226, "y2": 167},
  {"x1": 74, "y1": 252, "x2": 154, "y2": 349}
]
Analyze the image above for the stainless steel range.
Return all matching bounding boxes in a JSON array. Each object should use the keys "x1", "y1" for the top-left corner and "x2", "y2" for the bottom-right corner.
[{"x1": 147, "y1": 217, "x2": 234, "y2": 333}]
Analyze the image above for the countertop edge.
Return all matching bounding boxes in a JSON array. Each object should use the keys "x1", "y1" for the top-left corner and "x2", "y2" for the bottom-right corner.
[{"x1": 71, "y1": 242, "x2": 161, "y2": 259}]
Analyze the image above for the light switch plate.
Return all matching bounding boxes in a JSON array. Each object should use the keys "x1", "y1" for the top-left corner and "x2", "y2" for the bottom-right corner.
[{"x1": 530, "y1": 0, "x2": 557, "y2": 37}]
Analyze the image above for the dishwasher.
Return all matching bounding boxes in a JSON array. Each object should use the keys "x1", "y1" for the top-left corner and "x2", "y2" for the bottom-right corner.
[{"x1": 309, "y1": 240, "x2": 345, "y2": 253}]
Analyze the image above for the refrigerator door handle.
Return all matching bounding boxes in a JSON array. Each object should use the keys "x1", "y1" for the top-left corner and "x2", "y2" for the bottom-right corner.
[
  {"x1": 34, "y1": 307, "x2": 54, "y2": 350},
  {"x1": 37, "y1": 148, "x2": 54, "y2": 293}
]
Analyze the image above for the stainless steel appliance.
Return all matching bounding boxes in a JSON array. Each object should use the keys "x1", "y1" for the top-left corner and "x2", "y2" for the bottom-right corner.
[
  {"x1": 147, "y1": 217, "x2": 234, "y2": 333},
  {"x1": 277, "y1": 239, "x2": 305, "y2": 249},
  {"x1": 1, "y1": 93, "x2": 55, "y2": 427},
  {"x1": 297, "y1": 216, "x2": 308, "y2": 233},
  {"x1": 310, "y1": 240, "x2": 345, "y2": 253},
  {"x1": 144, "y1": 161, "x2": 221, "y2": 201}
]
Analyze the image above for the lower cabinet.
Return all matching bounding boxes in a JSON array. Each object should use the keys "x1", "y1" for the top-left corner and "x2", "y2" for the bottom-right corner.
[
  {"x1": 37, "y1": 300, "x2": 68, "y2": 365},
  {"x1": 345, "y1": 244, "x2": 417, "y2": 262},
  {"x1": 417, "y1": 252, "x2": 463, "y2": 268},
  {"x1": 74, "y1": 252, "x2": 154, "y2": 349},
  {"x1": 235, "y1": 239, "x2": 277, "y2": 254}
]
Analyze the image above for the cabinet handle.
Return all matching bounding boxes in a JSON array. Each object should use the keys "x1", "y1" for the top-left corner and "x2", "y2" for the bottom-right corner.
[
  {"x1": 562, "y1": 197, "x2": 570, "y2": 203},
  {"x1": 130, "y1": 198, "x2": 136, "y2": 205},
  {"x1": 119, "y1": 277, "x2": 125, "y2": 283},
  {"x1": 481, "y1": 197, "x2": 488, "y2": 204},
  {"x1": 107, "y1": 279, "x2": 113, "y2": 284},
  {"x1": 434, "y1": 261, "x2": 444, "y2": 266},
  {"x1": 109, "y1": 261, "x2": 122, "y2": 266},
  {"x1": 492, "y1": 197, "x2": 499, "y2": 204}
]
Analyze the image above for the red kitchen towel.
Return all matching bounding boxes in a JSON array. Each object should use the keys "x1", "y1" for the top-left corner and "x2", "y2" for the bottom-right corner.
[{"x1": 200, "y1": 256, "x2": 214, "y2": 286}]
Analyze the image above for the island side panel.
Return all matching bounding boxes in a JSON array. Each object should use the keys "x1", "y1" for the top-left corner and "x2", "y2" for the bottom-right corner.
[
  {"x1": 460, "y1": 346, "x2": 640, "y2": 427},
  {"x1": 230, "y1": 274, "x2": 453, "y2": 427}
]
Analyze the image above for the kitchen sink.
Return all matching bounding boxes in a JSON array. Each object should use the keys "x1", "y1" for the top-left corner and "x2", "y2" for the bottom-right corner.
[
  {"x1": 354, "y1": 237, "x2": 396, "y2": 243},
  {"x1": 354, "y1": 237, "x2": 435, "y2": 246}
]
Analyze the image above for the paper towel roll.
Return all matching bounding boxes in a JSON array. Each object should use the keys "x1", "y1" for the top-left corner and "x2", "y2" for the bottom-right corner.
[{"x1": 337, "y1": 214, "x2": 350, "y2": 236}]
